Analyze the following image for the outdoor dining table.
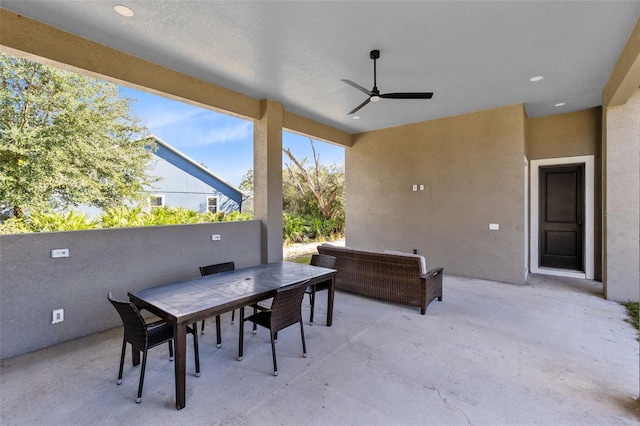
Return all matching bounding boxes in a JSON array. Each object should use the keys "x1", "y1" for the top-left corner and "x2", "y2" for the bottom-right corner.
[{"x1": 128, "y1": 261, "x2": 337, "y2": 410}]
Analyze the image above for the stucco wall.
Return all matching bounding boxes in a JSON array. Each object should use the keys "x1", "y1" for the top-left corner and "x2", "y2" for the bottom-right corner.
[
  {"x1": 346, "y1": 105, "x2": 526, "y2": 285},
  {"x1": 526, "y1": 108, "x2": 603, "y2": 280},
  {"x1": 0, "y1": 221, "x2": 261, "y2": 359},
  {"x1": 526, "y1": 108, "x2": 601, "y2": 160},
  {"x1": 604, "y1": 88, "x2": 640, "y2": 301}
]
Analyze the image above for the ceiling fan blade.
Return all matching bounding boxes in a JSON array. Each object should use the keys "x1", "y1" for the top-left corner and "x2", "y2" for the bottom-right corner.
[
  {"x1": 347, "y1": 98, "x2": 371, "y2": 115},
  {"x1": 380, "y1": 92, "x2": 434, "y2": 99},
  {"x1": 341, "y1": 79, "x2": 373, "y2": 96}
]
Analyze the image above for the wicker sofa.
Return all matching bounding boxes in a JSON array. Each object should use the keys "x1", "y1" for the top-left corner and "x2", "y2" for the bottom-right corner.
[{"x1": 317, "y1": 245, "x2": 443, "y2": 314}]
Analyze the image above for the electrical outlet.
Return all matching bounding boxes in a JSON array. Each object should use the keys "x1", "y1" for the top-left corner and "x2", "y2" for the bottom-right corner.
[
  {"x1": 52, "y1": 308, "x2": 64, "y2": 324},
  {"x1": 51, "y1": 248, "x2": 69, "y2": 258},
  {"x1": 489, "y1": 223, "x2": 500, "y2": 230},
  {"x1": 211, "y1": 234, "x2": 221, "y2": 241},
  {"x1": 412, "y1": 185, "x2": 418, "y2": 191}
]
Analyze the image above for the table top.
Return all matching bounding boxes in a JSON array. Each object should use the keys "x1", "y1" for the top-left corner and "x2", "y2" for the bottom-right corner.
[{"x1": 129, "y1": 261, "x2": 335, "y2": 323}]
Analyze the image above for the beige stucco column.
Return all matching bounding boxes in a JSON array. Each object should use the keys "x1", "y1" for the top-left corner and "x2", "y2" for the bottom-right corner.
[
  {"x1": 600, "y1": 17, "x2": 640, "y2": 400},
  {"x1": 254, "y1": 99, "x2": 284, "y2": 263},
  {"x1": 601, "y1": 18, "x2": 640, "y2": 302},
  {"x1": 602, "y1": 89, "x2": 640, "y2": 301}
]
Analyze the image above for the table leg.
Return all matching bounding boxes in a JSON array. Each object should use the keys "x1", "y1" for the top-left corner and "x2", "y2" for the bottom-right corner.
[
  {"x1": 238, "y1": 306, "x2": 245, "y2": 360},
  {"x1": 173, "y1": 322, "x2": 187, "y2": 410},
  {"x1": 326, "y1": 275, "x2": 335, "y2": 326}
]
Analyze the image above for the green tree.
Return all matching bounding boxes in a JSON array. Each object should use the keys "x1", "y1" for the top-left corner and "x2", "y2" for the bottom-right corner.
[
  {"x1": 0, "y1": 53, "x2": 154, "y2": 218},
  {"x1": 283, "y1": 139, "x2": 344, "y2": 220},
  {"x1": 238, "y1": 168, "x2": 254, "y2": 192}
]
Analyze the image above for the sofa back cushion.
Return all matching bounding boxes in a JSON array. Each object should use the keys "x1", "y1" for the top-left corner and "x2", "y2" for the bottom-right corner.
[
  {"x1": 317, "y1": 245, "x2": 425, "y2": 275},
  {"x1": 383, "y1": 250, "x2": 427, "y2": 275}
]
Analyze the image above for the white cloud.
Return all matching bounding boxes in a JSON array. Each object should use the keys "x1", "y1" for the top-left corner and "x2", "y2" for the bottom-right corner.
[
  {"x1": 145, "y1": 107, "x2": 202, "y2": 129},
  {"x1": 200, "y1": 120, "x2": 253, "y2": 145},
  {"x1": 125, "y1": 87, "x2": 252, "y2": 141},
  {"x1": 159, "y1": 114, "x2": 252, "y2": 148}
]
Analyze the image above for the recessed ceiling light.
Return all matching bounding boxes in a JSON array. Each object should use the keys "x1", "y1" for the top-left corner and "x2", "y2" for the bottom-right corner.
[
  {"x1": 529, "y1": 76, "x2": 544, "y2": 82},
  {"x1": 114, "y1": 5, "x2": 134, "y2": 17},
  {"x1": 352, "y1": 116, "x2": 360, "y2": 120},
  {"x1": 554, "y1": 102, "x2": 566, "y2": 107}
]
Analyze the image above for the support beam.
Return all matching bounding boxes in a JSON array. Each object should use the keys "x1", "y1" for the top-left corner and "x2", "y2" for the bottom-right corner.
[
  {"x1": 283, "y1": 111, "x2": 353, "y2": 148},
  {"x1": 0, "y1": 9, "x2": 260, "y2": 120},
  {"x1": 603, "y1": 17, "x2": 640, "y2": 108},
  {"x1": 254, "y1": 100, "x2": 284, "y2": 263}
]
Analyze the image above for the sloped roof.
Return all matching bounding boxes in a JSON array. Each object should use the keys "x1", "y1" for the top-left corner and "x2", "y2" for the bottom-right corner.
[{"x1": 145, "y1": 134, "x2": 244, "y2": 196}]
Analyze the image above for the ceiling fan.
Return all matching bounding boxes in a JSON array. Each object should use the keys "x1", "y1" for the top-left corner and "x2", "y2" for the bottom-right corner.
[{"x1": 342, "y1": 49, "x2": 433, "y2": 115}]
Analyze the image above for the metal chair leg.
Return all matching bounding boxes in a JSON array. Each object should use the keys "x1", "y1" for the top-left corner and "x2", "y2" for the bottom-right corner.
[
  {"x1": 299, "y1": 321, "x2": 307, "y2": 358},
  {"x1": 117, "y1": 337, "x2": 126, "y2": 385},
  {"x1": 270, "y1": 331, "x2": 278, "y2": 376},
  {"x1": 136, "y1": 351, "x2": 148, "y2": 403},
  {"x1": 168, "y1": 340, "x2": 174, "y2": 361}
]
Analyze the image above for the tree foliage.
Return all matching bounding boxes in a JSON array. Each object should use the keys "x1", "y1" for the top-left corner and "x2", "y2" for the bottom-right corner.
[
  {"x1": 238, "y1": 168, "x2": 254, "y2": 192},
  {"x1": 283, "y1": 139, "x2": 344, "y2": 221},
  {"x1": 0, "y1": 53, "x2": 154, "y2": 218},
  {"x1": 238, "y1": 139, "x2": 345, "y2": 242}
]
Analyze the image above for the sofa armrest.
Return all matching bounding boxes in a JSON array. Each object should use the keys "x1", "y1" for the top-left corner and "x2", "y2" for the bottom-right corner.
[
  {"x1": 420, "y1": 267, "x2": 444, "y2": 314},
  {"x1": 421, "y1": 267, "x2": 443, "y2": 280}
]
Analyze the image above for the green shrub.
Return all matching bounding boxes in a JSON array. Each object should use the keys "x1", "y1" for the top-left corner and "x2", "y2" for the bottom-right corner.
[
  {"x1": 283, "y1": 213, "x2": 309, "y2": 244},
  {"x1": 283, "y1": 213, "x2": 344, "y2": 245},
  {"x1": 221, "y1": 211, "x2": 253, "y2": 222},
  {"x1": 27, "y1": 210, "x2": 99, "y2": 231},
  {"x1": 99, "y1": 206, "x2": 147, "y2": 228},
  {"x1": 0, "y1": 207, "x2": 342, "y2": 245},
  {"x1": 147, "y1": 206, "x2": 203, "y2": 225},
  {"x1": 622, "y1": 301, "x2": 639, "y2": 331},
  {"x1": 0, "y1": 217, "x2": 30, "y2": 234},
  {"x1": 0, "y1": 205, "x2": 253, "y2": 234}
]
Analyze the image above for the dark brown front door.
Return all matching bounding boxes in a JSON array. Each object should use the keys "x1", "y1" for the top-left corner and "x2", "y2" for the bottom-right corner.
[{"x1": 539, "y1": 165, "x2": 584, "y2": 270}]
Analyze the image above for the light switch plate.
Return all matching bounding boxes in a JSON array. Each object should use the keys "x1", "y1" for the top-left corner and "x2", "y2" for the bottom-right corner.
[{"x1": 489, "y1": 223, "x2": 499, "y2": 230}]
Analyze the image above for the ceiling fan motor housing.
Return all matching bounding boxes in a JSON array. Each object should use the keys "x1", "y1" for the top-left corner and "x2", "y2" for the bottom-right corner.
[{"x1": 342, "y1": 49, "x2": 433, "y2": 114}]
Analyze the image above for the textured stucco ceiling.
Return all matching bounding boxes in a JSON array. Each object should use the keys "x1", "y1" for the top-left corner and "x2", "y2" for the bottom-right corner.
[{"x1": 2, "y1": 1, "x2": 639, "y2": 134}]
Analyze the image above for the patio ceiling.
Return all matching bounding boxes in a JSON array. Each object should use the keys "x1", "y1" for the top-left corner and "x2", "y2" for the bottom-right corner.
[{"x1": 2, "y1": 1, "x2": 639, "y2": 134}]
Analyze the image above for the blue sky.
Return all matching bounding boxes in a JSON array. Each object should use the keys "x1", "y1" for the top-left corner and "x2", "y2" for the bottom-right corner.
[{"x1": 119, "y1": 87, "x2": 344, "y2": 187}]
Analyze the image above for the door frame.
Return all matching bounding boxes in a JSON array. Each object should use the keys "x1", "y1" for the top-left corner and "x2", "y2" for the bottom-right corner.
[{"x1": 530, "y1": 155, "x2": 594, "y2": 279}]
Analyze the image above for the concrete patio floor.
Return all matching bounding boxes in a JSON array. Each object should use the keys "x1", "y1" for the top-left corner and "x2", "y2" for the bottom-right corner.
[{"x1": 1, "y1": 274, "x2": 639, "y2": 425}]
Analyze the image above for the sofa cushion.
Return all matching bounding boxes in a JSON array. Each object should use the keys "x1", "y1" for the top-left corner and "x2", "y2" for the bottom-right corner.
[{"x1": 383, "y1": 250, "x2": 427, "y2": 275}]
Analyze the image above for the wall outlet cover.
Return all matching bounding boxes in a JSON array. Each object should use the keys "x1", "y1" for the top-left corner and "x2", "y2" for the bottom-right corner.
[{"x1": 52, "y1": 308, "x2": 64, "y2": 324}]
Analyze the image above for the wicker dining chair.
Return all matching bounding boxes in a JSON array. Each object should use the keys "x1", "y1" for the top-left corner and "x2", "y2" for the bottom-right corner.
[
  {"x1": 199, "y1": 261, "x2": 235, "y2": 347},
  {"x1": 107, "y1": 293, "x2": 200, "y2": 403},
  {"x1": 305, "y1": 254, "x2": 337, "y2": 324},
  {"x1": 239, "y1": 281, "x2": 309, "y2": 376}
]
